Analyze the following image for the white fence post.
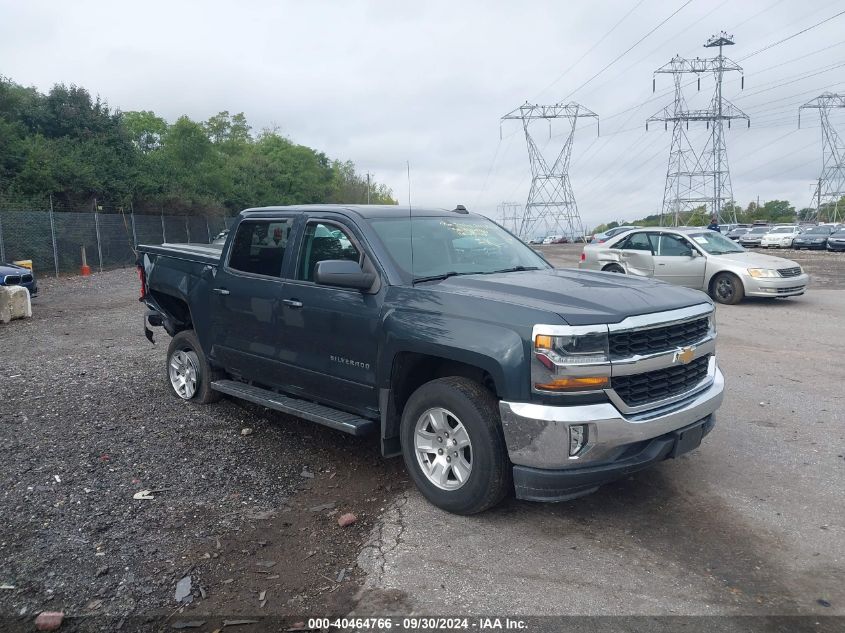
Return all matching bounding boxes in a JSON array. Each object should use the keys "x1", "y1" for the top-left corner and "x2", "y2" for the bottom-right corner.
[
  {"x1": 0, "y1": 211, "x2": 5, "y2": 264},
  {"x1": 94, "y1": 203, "x2": 104, "y2": 273},
  {"x1": 49, "y1": 196, "x2": 59, "y2": 277}
]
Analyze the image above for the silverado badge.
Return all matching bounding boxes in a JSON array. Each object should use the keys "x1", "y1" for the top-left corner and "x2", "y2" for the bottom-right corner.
[{"x1": 674, "y1": 346, "x2": 695, "y2": 365}]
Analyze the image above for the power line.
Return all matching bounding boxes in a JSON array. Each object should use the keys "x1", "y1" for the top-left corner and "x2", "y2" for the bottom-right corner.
[
  {"x1": 533, "y1": 0, "x2": 647, "y2": 100},
  {"x1": 739, "y1": 9, "x2": 845, "y2": 61},
  {"x1": 560, "y1": 0, "x2": 695, "y2": 102}
]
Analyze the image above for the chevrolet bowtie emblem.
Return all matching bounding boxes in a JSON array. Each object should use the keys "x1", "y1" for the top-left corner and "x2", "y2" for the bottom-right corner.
[{"x1": 674, "y1": 346, "x2": 695, "y2": 365}]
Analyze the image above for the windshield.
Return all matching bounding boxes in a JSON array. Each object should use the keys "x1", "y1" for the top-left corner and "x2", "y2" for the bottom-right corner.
[
  {"x1": 770, "y1": 227, "x2": 795, "y2": 234},
  {"x1": 749, "y1": 226, "x2": 769, "y2": 234},
  {"x1": 803, "y1": 227, "x2": 831, "y2": 234},
  {"x1": 688, "y1": 232, "x2": 745, "y2": 255},
  {"x1": 369, "y1": 215, "x2": 551, "y2": 281}
]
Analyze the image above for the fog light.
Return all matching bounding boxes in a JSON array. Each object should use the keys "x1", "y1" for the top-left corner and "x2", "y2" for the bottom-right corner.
[{"x1": 569, "y1": 424, "x2": 587, "y2": 456}]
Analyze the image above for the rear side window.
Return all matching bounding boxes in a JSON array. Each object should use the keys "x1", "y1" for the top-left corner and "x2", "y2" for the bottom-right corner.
[
  {"x1": 617, "y1": 232, "x2": 654, "y2": 252},
  {"x1": 297, "y1": 221, "x2": 361, "y2": 281},
  {"x1": 228, "y1": 219, "x2": 294, "y2": 277}
]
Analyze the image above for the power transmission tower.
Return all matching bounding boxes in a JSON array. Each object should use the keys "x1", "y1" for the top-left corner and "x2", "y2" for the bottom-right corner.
[
  {"x1": 799, "y1": 93, "x2": 845, "y2": 223},
  {"x1": 496, "y1": 201, "x2": 522, "y2": 235},
  {"x1": 501, "y1": 102, "x2": 598, "y2": 240},
  {"x1": 648, "y1": 32, "x2": 749, "y2": 226}
]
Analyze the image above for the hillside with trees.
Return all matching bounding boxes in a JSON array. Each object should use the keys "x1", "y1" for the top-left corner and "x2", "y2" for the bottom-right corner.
[{"x1": 0, "y1": 76, "x2": 395, "y2": 215}]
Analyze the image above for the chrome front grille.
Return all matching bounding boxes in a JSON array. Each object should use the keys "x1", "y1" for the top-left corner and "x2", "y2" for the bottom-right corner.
[
  {"x1": 609, "y1": 316, "x2": 709, "y2": 358},
  {"x1": 778, "y1": 267, "x2": 801, "y2": 278},
  {"x1": 611, "y1": 355, "x2": 711, "y2": 408}
]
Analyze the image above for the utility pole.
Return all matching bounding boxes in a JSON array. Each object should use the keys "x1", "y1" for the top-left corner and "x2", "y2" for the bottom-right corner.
[
  {"x1": 366, "y1": 172, "x2": 371, "y2": 204},
  {"x1": 501, "y1": 102, "x2": 598, "y2": 240},
  {"x1": 648, "y1": 32, "x2": 749, "y2": 226},
  {"x1": 799, "y1": 93, "x2": 845, "y2": 223},
  {"x1": 496, "y1": 201, "x2": 522, "y2": 235}
]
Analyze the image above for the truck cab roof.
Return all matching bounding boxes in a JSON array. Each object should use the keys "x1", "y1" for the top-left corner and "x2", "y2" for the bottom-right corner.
[{"x1": 241, "y1": 204, "x2": 471, "y2": 220}]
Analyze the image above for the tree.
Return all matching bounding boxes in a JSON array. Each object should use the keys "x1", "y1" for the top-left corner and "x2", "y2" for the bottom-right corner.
[
  {"x1": 123, "y1": 110, "x2": 167, "y2": 153},
  {"x1": 0, "y1": 75, "x2": 395, "y2": 214}
]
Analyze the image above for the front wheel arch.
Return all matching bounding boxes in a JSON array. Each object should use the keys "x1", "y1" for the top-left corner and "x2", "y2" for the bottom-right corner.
[{"x1": 709, "y1": 272, "x2": 745, "y2": 305}]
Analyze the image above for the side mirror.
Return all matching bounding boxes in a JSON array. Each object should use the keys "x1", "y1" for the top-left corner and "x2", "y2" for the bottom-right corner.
[
  {"x1": 314, "y1": 259, "x2": 374, "y2": 290},
  {"x1": 688, "y1": 249, "x2": 700, "y2": 258}
]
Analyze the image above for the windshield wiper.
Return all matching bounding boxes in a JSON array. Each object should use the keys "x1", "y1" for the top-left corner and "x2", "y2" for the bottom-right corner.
[
  {"x1": 487, "y1": 266, "x2": 542, "y2": 274},
  {"x1": 413, "y1": 271, "x2": 484, "y2": 284}
]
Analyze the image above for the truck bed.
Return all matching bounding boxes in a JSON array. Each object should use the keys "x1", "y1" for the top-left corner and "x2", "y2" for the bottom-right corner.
[{"x1": 138, "y1": 242, "x2": 223, "y2": 266}]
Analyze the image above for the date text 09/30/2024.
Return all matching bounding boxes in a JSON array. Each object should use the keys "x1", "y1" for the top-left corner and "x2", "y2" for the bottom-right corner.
[{"x1": 307, "y1": 617, "x2": 528, "y2": 630}]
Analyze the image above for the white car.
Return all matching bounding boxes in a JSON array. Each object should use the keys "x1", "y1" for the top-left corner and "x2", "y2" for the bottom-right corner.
[
  {"x1": 579, "y1": 227, "x2": 810, "y2": 305},
  {"x1": 760, "y1": 226, "x2": 801, "y2": 248}
]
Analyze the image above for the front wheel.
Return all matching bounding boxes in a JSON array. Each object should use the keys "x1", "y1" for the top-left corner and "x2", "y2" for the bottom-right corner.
[
  {"x1": 710, "y1": 272, "x2": 745, "y2": 305},
  {"x1": 166, "y1": 330, "x2": 222, "y2": 404},
  {"x1": 400, "y1": 377, "x2": 510, "y2": 514}
]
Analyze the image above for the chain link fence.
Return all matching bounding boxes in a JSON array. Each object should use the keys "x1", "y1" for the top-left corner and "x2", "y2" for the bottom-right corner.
[{"x1": 0, "y1": 209, "x2": 232, "y2": 277}]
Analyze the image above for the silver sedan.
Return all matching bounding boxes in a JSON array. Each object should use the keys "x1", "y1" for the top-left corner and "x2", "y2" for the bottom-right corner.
[{"x1": 578, "y1": 227, "x2": 810, "y2": 305}]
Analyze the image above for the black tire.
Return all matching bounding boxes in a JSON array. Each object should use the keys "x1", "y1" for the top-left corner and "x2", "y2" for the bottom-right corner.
[
  {"x1": 400, "y1": 377, "x2": 511, "y2": 515},
  {"x1": 602, "y1": 263, "x2": 625, "y2": 274},
  {"x1": 166, "y1": 330, "x2": 222, "y2": 404},
  {"x1": 710, "y1": 272, "x2": 745, "y2": 305}
]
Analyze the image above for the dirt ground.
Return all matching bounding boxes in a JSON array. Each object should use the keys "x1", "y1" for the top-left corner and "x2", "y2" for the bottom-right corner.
[
  {"x1": 0, "y1": 270, "x2": 408, "y2": 632},
  {"x1": 2, "y1": 244, "x2": 843, "y2": 630}
]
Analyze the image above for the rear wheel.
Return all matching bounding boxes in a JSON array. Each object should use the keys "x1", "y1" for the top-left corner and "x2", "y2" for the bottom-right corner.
[
  {"x1": 166, "y1": 330, "x2": 221, "y2": 404},
  {"x1": 400, "y1": 377, "x2": 510, "y2": 514},
  {"x1": 602, "y1": 263, "x2": 625, "y2": 274},
  {"x1": 710, "y1": 272, "x2": 745, "y2": 305}
]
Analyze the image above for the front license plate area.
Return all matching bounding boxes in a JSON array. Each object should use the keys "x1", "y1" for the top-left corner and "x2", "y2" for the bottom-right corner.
[{"x1": 670, "y1": 423, "x2": 704, "y2": 458}]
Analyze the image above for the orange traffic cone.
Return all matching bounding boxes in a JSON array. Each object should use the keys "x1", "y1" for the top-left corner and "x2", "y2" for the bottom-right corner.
[{"x1": 81, "y1": 245, "x2": 91, "y2": 276}]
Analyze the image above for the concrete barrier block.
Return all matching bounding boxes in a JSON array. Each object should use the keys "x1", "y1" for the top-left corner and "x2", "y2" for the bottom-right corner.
[{"x1": 0, "y1": 286, "x2": 32, "y2": 324}]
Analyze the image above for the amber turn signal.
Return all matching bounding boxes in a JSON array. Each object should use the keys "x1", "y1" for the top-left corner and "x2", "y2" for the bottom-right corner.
[
  {"x1": 534, "y1": 376, "x2": 609, "y2": 391},
  {"x1": 534, "y1": 334, "x2": 554, "y2": 349}
]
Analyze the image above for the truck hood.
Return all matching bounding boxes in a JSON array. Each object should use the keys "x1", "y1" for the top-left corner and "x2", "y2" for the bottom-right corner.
[
  {"x1": 424, "y1": 268, "x2": 710, "y2": 326},
  {"x1": 712, "y1": 251, "x2": 800, "y2": 269}
]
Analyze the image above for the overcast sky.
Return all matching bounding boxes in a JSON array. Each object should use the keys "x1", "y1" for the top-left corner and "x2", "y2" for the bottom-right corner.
[{"x1": 2, "y1": 0, "x2": 844, "y2": 229}]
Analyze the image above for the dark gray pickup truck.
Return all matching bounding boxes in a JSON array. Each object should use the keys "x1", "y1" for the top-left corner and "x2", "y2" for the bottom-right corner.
[{"x1": 138, "y1": 205, "x2": 724, "y2": 514}]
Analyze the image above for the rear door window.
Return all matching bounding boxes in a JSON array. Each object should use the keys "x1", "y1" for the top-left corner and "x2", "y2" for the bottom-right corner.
[
  {"x1": 228, "y1": 219, "x2": 294, "y2": 277},
  {"x1": 617, "y1": 232, "x2": 655, "y2": 252}
]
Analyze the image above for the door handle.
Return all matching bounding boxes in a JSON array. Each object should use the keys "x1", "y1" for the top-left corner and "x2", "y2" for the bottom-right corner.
[
  {"x1": 212, "y1": 288, "x2": 230, "y2": 295},
  {"x1": 282, "y1": 299, "x2": 303, "y2": 308}
]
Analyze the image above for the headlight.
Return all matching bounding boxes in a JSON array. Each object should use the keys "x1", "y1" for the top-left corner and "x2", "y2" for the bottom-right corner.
[
  {"x1": 532, "y1": 328, "x2": 610, "y2": 393},
  {"x1": 747, "y1": 268, "x2": 780, "y2": 278}
]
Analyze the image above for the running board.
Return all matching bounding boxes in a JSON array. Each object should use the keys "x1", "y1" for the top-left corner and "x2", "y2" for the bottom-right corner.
[{"x1": 210, "y1": 380, "x2": 376, "y2": 436}]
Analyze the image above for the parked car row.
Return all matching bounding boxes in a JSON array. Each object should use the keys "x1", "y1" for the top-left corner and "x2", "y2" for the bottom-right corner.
[
  {"x1": 579, "y1": 226, "x2": 809, "y2": 305},
  {"x1": 731, "y1": 223, "x2": 845, "y2": 250}
]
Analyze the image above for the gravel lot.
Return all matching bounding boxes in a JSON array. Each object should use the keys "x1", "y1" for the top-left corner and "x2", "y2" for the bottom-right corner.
[
  {"x1": 1, "y1": 244, "x2": 843, "y2": 630},
  {"x1": 358, "y1": 245, "x2": 845, "y2": 618},
  {"x1": 0, "y1": 270, "x2": 407, "y2": 631}
]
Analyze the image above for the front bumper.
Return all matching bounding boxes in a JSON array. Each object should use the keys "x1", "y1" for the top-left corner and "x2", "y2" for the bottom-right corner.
[
  {"x1": 794, "y1": 241, "x2": 827, "y2": 249},
  {"x1": 743, "y1": 272, "x2": 809, "y2": 297},
  {"x1": 499, "y1": 364, "x2": 724, "y2": 501}
]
